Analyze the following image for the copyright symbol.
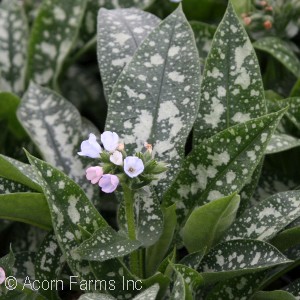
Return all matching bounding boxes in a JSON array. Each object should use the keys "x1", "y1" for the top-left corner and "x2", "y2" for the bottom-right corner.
[{"x1": 5, "y1": 276, "x2": 17, "y2": 290}]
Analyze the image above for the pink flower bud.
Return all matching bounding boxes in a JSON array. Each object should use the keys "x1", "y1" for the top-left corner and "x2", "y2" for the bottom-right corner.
[
  {"x1": 0, "y1": 267, "x2": 5, "y2": 285},
  {"x1": 117, "y1": 143, "x2": 125, "y2": 151},
  {"x1": 86, "y1": 166, "x2": 103, "y2": 184},
  {"x1": 99, "y1": 174, "x2": 119, "y2": 193}
]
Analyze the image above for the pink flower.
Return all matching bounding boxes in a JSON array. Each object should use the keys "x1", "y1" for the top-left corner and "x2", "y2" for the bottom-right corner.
[
  {"x1": 0, "y1": 267, "x2": 5, "y2": 285},
  {"x1": 99, "y1": 174, "x2": 119, "y2": 193},
  {"x1": 86, "y1": 166, "x2": 103, "y2": 184}
]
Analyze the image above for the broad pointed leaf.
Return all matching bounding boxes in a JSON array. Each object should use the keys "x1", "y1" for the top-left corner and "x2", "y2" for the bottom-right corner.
[
  {"x1": 27, "y1": 152, "x2": 107, "y2": 282},
  {"x1": 105, "y1": 5, "x2": 201, "y2": 195},
  {"x1": 163, "y1": 109, "x2": 286, "y2": 224},
  {"x1": 270, "y1": 226, "x2": 300, "y2": 252},
  {"x1": 76, "y1": 227, "x2": 141, "y2": 262},
  {"x1": 254, "y1": 37, "x2": 300, "y2": 78},
  {"x1": 135, "y1": 186, "x2": 163, "y2": 247},
  {"x1": 190, "y1": 21, "x2": 216, "y2": 62},
  {"x1": 133, "y1": 284, "x2": 160, "y2": 300},
  {"x1": 0, "y1": 0, "x2": 28, "y2": 95},
  {"x1": 198, "y1": 239, "x2": 292, "y2": 284},
  {"x1": 26, "y1": 0, "x2": 87, "y2": 87},
  {"x1": 266, "y1": 133, "x2": 300, "y2": 154},
  {"x1": 223, "y1": 190, "x2": 300, "y2": 242},
  {"x1": 17, "y1": 83, "x2": 98, "y2": 202},
  {"x1": 0, "y1": 193, "x2": 51, "y2": 230},
  {"x1": 252, "y1": 291, "x2": 297, "y2": 300},
  {"x1": 35, "y1": 232, "x2": 64, "y2": 300},
  {"x1": 97, "y1": 8, "x2": 160, "y2": 98},
  {"x1": 146, "y1": 204, "x2": 177, "y2": 276},
  {"x1": 0, "y1": 177, "x2": 33, "y2": 194},
  {"x1": 193, "y1": 2, "x2": 265, "y2": 143},
  {"x1": 283, "y1": 279, "x2": 300, "y2": 298},
  {"x1": 0, "y1": 154, "x2": 41, "y2": 192},
  {"x1": 182, "y1": 193, "x2": 240, "y2": 253}
]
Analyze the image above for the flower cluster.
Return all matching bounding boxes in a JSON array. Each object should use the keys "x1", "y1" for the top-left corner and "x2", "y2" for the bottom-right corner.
[{"x1": 78, "y1": 131, "x2": 167, "y2": 193}]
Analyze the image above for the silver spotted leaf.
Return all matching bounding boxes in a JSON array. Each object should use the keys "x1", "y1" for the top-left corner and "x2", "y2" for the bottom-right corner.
[
  {"x1": 0, "y1": 177, "x2": 33, "y2": 194},
  {"x1": 190, "y1": 21, "x2": 216, "y2": 63},
  {"x1": 132, "y1": 284, "x2": 160, "y2": 300},
  {"x1": 198, "y1": 239, "x2": 292, "y2": 284},
  {"x1": 163, "y1": 109, "x2": 286, "y2": 225},
  {"x1": 26, "y1": 153, "x2": 138, "y2": 299},
  {"x1": 77, "y1": 0, "x2": 155, "y2": 49},
  {"x1": 253, "y1": 169, "x2": 297, "y2": 204},
  {"x1": 283, "y1": 278, "x2": 300, "y2": 299},
  {"x1": 27, "y1": 152, "x2": 107, "y2": 283},
  {"x1": 17, "y1": 83, "x2": 98, "y2": 202},
  {"x1": 78, "y1": 294, "x2": 115, "y2": 300},
  {"x1": 0, "y1": 193, "x2": 51, "y2": 230},
  {"x1": 254, "y1": 37, "x2": 300, "y2": 78},
  {"x1": 106, "y1": 5, "x2": 201, "y2": 196},
  {"x1": 97, "y1": 8, "x2": 160, "y2": 98},
  {"x1": 170, "y1": 269, "x2": 188, "y2": 300},
  {"x1": 266, "y1": 133, "x2": 300, "y2": 154},
  {"x1": 27, "y1": 0, "x2": 87, "y2": 87},
  {"x1": 0, "y1": 0, "x2": 28, "y2": 95},
  {"x1": 223, "y1": 190, "x2": 300, "y2": 242},
  {"x1": 205, "y1": 271, "x2": 267, "y2": 300},
  {"x1": 193, "y1": 2, "x2": 265, "y2": 143},
  {"x1": 75, "y1": 226, "x2": 141, "y2": 262},
  {"x1": 35, "y1": 232, "x2": 64, "y2": 300},
  {"x1": 135, "y1": 186, "x2": 163, "y2": 247},
  {"x1": 0, "y1": 154, "x2": 41, "y2": 192}
]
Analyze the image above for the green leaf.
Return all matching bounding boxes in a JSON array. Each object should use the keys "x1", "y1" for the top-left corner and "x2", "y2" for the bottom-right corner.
[
  {"x1": 179, "y1": 249, "x2": 206, "y2": 270},
  {"x1": 193, "y1": 2, "x2": 265, "y2": 143},
  {"x1": 26, "y1": 0, "x2": 87, "y2": 87},
  {"x1": 238, "y1": 158, "x2": 263, "y2": 216},
  {"x1": 198, "y1": 239, "x2": 292, "y2": 284},
  {"x1": 0, "y1": 177, "x2": 33, "y2": 194},
  {"x1": 252, "y1": 291, "x2": 297, "y2": 300},
  {"x1": 77, "y1": 0, "x2": 156, "y2": 50},
  {"x1": 0, "y1": 248, "x2": 15, "y2": 276},
  {"x1": 146, "y1": 204, "x2": 177, "y2": 276},
  {"x1": 223, "y1": 190, "x2": 300, "y2": 242},
  {"x1": 170, "y1": 269, "x2": 188, "y2": 300},
  {"x1": 132, "y1": 284, "x2": 160, "y2": 300},
  {"x1": 254, "y1": 37, "x2": 300, "y2": 78},
  {"x1": 0, "y1": 0, "x2": 28, "y2": 95},
  {"x1": 78, "y1": 294, "x2": 115, "y2": 300},
  {"x1": 205, "y1": 271, "x2": 268, "y2": 300},
  {"x1": 17, "y1": 83, "x2": 98, "y2": 202},
  {"x1": 0, "y1": 193, "x2": 51, "y2": 230},
  {"x1": 0, "y1": 92, "x2": 26, "y2": 138},
  {"x1": 182, "y1": 193, "x2": 240, "y2": 253},
  {"x1": 266, "y1": 133, "x2": 300, "y2": 154},
  {"x1": 35, "y1": 232, "x2": 64, "y2": 300},
  {"x1": 76, "y1": 226, "x2": 141, "y2": 262},
  {"x1": 26, "y1": 152, "x2": 107, "y2": 282},
  {"x1": 105, "y1": 5, "x2": 201, "y2": 195},
  {"x1": 97, "y1": 8, "x2": 160, "y2": 99},
  {"x1": 283, "y1": 278, "x2": 300, "y2": 298},
  {"x1": 0, "y1": 154, "x2": 41, "y2": 192},
  {"x1": 190, "y1": 21, "x2": 216, "y2": 63},
  {"x1": 173, "y1": 264, "x2": 204, "y2": 289},
  {"x1": 270, "y1": 226, "x2": 300, "y2": 252},
  {"x1": 135, "y1": 187, "x2": 163, "y2": 247},
  {"x1": 163, "y1": 108, "x2": 286, "y2": 224}
]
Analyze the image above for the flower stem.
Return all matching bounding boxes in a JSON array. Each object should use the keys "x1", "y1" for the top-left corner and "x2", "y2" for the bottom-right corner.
[{"x1": 123, "y1": 184, "x2": 140, "y2": 276}]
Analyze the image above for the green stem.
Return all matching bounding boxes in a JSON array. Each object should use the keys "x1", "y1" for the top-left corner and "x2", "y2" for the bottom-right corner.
[{"x1": 123, "y1": 184, "x2": 140, "y2": 276}]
